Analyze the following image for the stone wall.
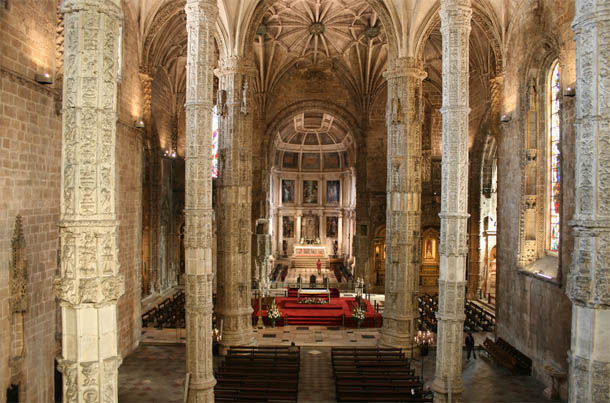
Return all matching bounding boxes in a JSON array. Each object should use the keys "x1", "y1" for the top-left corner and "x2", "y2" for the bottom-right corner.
[
  {"x1": 0, "y1": 1, "x2": 143, "y2": 400},
  {"x1": 496, "y1": 1, "x2": 575, "y2": 397},
  {"x1": 115, "y1": 1, "x2": 144, "y2": 358},
  {"x1": 0, "y1": 1, "x2": 62, "y2": 401}
]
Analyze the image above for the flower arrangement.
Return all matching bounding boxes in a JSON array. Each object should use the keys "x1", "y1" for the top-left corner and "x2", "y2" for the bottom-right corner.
[
  {"x1": 352, "y1": 304, "x2": 366, "y2": 325},
  {"x1": 267, "y1": 303, "x2": 282, "y2": 323},
  {"x1": 298, "y1": 297, "x2": 328, "y2": 305}
]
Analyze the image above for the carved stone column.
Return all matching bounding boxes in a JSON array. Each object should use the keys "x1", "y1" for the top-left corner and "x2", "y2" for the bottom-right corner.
[
  {"x1": 216, "y1": 56, "x2": 256, "y2": 349},
  {"x1": 54, "y1": 1, "x2": 124, "y2": 401},
  {"x1": 567, "y1": 1, "x2": 610, "y2": 401},
  {"x1": 353, "y1": 135, "x2": 370, "y2": 283},
  {"x1": 431, "y1": 1, "x2": 471, "y2": 401},
  {"x1": 184, "y1": 0, "x2": 217, "y2": 401},
  {"x1": 380, "y1": 57, "x2": 426, "y2": 349}
]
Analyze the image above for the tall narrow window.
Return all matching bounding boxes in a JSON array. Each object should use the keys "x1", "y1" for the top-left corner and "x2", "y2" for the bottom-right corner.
[
  {"x1": 117, "y1": 25, "x2": 123, "y2": 81},
  {"x1": 548, "y1": 62, "x2": 560, "y2": 252},
  {"x1": 212, "y1": 106, "x2": 219, "y2": 178}
]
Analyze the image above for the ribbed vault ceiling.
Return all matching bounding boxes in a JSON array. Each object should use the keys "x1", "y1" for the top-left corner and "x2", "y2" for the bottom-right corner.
[{"x1": 253, "y1": 0, "x2": 388, "y2": 110}]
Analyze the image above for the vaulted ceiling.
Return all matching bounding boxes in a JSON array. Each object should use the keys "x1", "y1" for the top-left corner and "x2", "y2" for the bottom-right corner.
[
  {"x1": 252, "y1": 0, "x2": 388, "y2": 112},
  {"x1": 129, "y1": 0, "x2": 509, "y2": 155}
]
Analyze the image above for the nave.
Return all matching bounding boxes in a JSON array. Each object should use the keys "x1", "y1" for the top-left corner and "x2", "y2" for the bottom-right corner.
[
  {"x1": 118, "y1": 327, "x2": 559, "y2": 403},
  {"x1": 2, "y1": 0, "x2": 608, "y2": 402}
]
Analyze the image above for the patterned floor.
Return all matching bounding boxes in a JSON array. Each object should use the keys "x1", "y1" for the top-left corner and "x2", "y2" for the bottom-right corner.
[{"x1": 119, "y1": 328, "x2": 564, "y2": 402}]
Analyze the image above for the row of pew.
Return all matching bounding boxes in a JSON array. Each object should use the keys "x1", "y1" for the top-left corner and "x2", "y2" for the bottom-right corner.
[
  {"x1": 482, "y1": 337, "x2": 532, "y2": 375},
  {"x1": 417, "y1": 294, "x2": 438, "y2": 332},
  {"x1": 464, "y1": 300, "x2": 495, "y2": 332},
  {"x1": 141, "y1": 291, "x2": 185, "y2": 328},
  {"x1": 331, "y1": 347, "x2": 432, "y2": 402},
  {"x1": 417, "y1": 294, "x2": 496, "y2": 333},
  {"x1": 215, "y1": 346, "x2": 299, "y2": 402}
]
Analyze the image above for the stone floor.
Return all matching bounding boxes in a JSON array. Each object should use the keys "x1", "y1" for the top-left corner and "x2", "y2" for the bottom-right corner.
[{"x1": 120, "y1": 326, "x2": 563, "y2": 402}]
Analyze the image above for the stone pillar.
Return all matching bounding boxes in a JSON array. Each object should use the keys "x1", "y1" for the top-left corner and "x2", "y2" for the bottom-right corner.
[
  {"x1": 380, "y1": 58, "x2": 426, "y2": 349},
  {"x1": 183, "y1": 0, "x2": 217, "y2": 401},
  {"x1": 431, "y1": 1, "x2": 471, "y2": 401},
  {"x1": 54, "y1": 1, "x2": 124, "y2": 401},
  {"x1": 216, "y1": 56, "x2": 256, "y2": 348},
  {"x1": 353, "y1": 136, "x2": 370, "y2": 282},
  {"x1": 567, "y1": 1, "x2": 610, "y2": 401},
  {"x1": 296, "y1": 213, "x2": 302, "y2": 244}
]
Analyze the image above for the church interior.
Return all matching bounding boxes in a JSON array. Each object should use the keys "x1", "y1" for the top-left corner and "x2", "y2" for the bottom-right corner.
[{"x1": 0, "y1": 0, "x2": 608, "y2": 402}]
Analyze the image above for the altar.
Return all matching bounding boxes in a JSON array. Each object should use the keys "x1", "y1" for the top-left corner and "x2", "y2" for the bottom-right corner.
[{"x1": 294, "y1": 245, "x2": 326, "y2": 256}]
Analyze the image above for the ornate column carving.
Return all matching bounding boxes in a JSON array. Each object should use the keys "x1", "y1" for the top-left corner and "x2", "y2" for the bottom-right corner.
[
  {"x1": 380, "y1": 57, "x2": 426, "y2": 349},
  {"x1": 567, "y1": 1, "x2": 610, "y2": 401},
  {"x1": 431, "y1": 1, "x2": 471, "y2": 401},
  {"x1": 353, "y1": 134, "x2": 370, "y2": 283},
  {"x1": 54, "y1": 1, "x2": 124, "y2": 402},
  {"x1": 216, "y1": 56, "x2": 256, "y2": 348},
  {"x1": 184, "y1": 0, "x2": 217, "y2": 401}
]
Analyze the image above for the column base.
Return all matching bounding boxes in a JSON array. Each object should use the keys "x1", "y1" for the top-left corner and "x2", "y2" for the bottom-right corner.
[
  {"x1": 187, "y1": 377, "x2": 216, "y2": 403},
  {"x1": 219, "y1": 327, "x2": 257, "y2": 355},
  {"x1": 431, "y1": 376, "x2": 465, "y2": 403},
  {"x1": 378, "y1": 329, "x2": 417, "y2": 356}
]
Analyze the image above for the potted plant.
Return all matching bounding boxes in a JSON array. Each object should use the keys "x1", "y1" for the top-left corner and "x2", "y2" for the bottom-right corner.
[
  {"x1": 267, "y1": 303, "x2": 282, "y2": 328},
  {"x1": 352, "y1": 305, "x2": 366, "y2": 328}
]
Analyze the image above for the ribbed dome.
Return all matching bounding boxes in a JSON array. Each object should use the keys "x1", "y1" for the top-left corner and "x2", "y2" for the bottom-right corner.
[{"x1": 272, "y1": 112, "x2": 354, "y2": 172}]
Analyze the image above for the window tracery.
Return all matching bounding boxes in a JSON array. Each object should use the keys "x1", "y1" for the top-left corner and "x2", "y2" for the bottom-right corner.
[
  {"x1": 547, "y1": 62, "x2": 560, "y2": 253},
  {"x1": 212, "y1": 106, "x2": 219, "y2": 178},
  {"x1": 517, "y1": 55, "x2": 562, "y2": 280}
]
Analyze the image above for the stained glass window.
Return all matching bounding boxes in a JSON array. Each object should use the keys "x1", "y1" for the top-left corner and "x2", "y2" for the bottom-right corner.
[
  {"x1": 212, "y1": 107, "x2": 219, "y2": 178},
  {"x1": 548, "y1": 62, "x2": 560, "y2": 252}
]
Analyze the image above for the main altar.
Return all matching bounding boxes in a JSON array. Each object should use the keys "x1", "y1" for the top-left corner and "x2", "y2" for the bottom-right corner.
[{"x1": 294, "y1": 245, "x2": 326, "y2": 256}]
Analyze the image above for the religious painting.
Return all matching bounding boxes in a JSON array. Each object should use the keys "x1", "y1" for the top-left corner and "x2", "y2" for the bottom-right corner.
[
  {"x1": 324, "y1": 153, "x2": 340, "y2": 170},
  {"x1": 282, "y1": 152, "x2": 299, "y2": 169},
  {"x1": 326, "y1": 180, "x2": 340, "y2": 204},
  {"x1": 302, "y1": 153, "x2": 321, "y2": 170},
  {"x1": 282, "y1": 179, "x2": 295, "y2": 203},
  {"x1": 301, "y1": 214, "x2": 320, "y2": 242},
  {"x1": 303, "y1": 180, "x2": 318, "y2": 204},
  {"x1": 326, "y1": 216, "x2": 338, "y2": 238},
  {"x1": 282, "y1": 216, "x2": 294, "y2": 238}
]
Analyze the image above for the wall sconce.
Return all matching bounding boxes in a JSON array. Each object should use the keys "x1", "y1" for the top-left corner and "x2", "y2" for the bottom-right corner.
[
  {"x1": 35, "y1": 73, "x2": 53, "y2": 84},
  {"x1": 135, "y1": 119, "x2": 145, "y2": 129},
  {"x1": 500, "y1": 114, "x2": 512, "y2": 123},
  {"x1": 563, "y1": 86, "x2": 576, "y2": 97}
]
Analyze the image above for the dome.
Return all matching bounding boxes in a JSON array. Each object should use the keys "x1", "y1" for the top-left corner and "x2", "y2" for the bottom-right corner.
[{"x1": 272, "y1": 112, "x2": 354, "y2": 172}]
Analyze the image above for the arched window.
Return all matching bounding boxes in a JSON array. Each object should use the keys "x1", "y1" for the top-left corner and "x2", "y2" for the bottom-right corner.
[
  {"x1": 547, "y1": 61, "x2": 560, "y2": 253},
  {"x1": 212, "y1": 106, "x2": 219, "y2": 178}
]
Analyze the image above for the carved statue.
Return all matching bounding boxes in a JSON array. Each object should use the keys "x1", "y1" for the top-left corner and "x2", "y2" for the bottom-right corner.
[{"x1": 10, "y1": 215, "x2": 28, "y2": 313}]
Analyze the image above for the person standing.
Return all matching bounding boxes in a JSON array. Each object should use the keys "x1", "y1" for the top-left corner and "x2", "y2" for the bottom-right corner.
[
  {"x1": 465, "y1": 332, "x2": 476, "y2": 361},
  {"x1": 316, "y1": 258, "x2": 322, "y2": 275}
]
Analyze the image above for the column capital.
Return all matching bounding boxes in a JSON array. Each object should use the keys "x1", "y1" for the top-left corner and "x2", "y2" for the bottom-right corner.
[
  {"x1": 60, "y1": 0, "x2": 122, "y2": 17},
  {"x1": 384, "y1": 57, "x2": 427, "y2": 80},
  {"x1": 217, "y1": 56, "x2": 257, "y2": 77},
  {"x1": 572, "y1": 0, "x2": 610, "y2": 30},
  {"x1": 185, "y1": 0, "x2": 218, "y2": 16}
]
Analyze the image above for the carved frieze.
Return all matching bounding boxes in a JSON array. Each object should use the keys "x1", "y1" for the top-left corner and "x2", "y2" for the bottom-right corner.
[{"x1": 9, "y1": 215, "x2": 28, "y2": 313}]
